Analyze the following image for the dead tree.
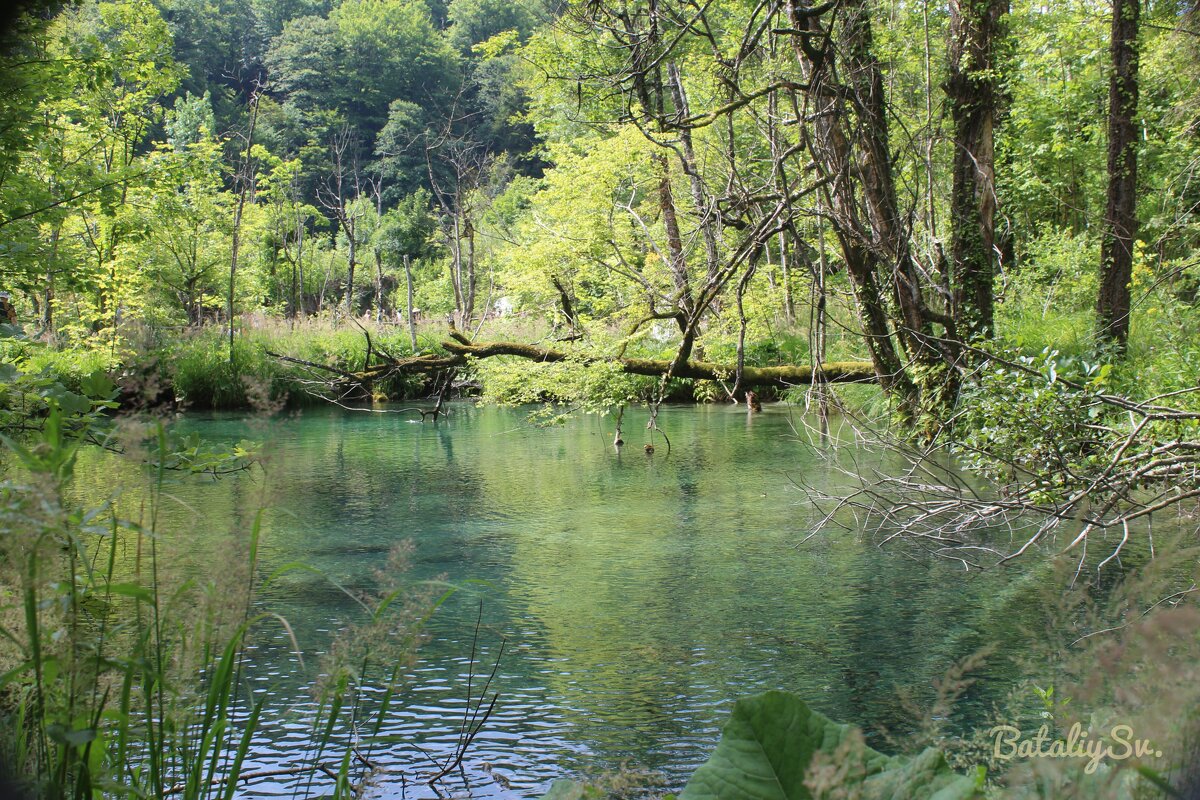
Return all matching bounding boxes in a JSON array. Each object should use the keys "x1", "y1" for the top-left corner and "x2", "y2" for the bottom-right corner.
[
  {"x1": 796, "y1": 348, "x2": 1200, "y2": 577},
  {"x1": 270, "y1": 329, "x2": 876, "y2": 401},
  {"x1": 425, "y1": 127, "x2": 490, "y2": 330},
  {"x1": 228, "y1": 90, "x2": 260, "y2": 362}
]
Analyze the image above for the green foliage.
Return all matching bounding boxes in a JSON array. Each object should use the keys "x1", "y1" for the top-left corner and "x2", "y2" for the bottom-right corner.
[
  {"x1": 0, "y1": 406, "x2": 442, "y2": 799},
  {"x1": 476, "y1": 354, "x2": 655, "y2": 412},
  {"x1": 680, "y1": 691, "x2": 980, "y2": 800},
  {"x1": 0, "y1": 349, "x2": 117, "y2": 436},
  {"x1": 166, "y1": 324, "x2": 424, "y2": 409},
  {"x1": 447, "y1": 0, "x2": 538, "y2": 51},
  {"x1": 954, "y1": 348, "x2": 1112, "y2": 501},
  {"x1": 998, "y1": 2, "x2": 1107, "y2": 235},
  {"x1": 376, "y1": 190, "x2": 438, "y2": 262},
  {"x1": 544, "y1": 692, "x2": 982, "y2": 800},
  {"x1": 266, "y1": 0, "x2": 458, "y2": 136}
]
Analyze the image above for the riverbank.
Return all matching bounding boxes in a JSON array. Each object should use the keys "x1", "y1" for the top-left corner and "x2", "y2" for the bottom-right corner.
[{"x1": 2, "y1": 317, "x2": 868, "y2": 413}]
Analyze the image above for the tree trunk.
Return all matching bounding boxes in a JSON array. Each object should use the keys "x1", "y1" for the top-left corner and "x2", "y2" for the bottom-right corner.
[
  {"x1": 655, "y1": 153, "x2": 693, "y2": 326},
  {"x1": 326, "y1": 336, "x2": 875, "y2": 389},
  {"x1": 778, "y1": 230, "x2": 794, "y2": 325},
  {"x1": 842, "y1": 2, "x2": 937, "y2": 366},
  {"x1": 344, "y1": 222, "x2": 357, "y2": 316},
  {"x1": 229, "y1": 95, "x2": 259, "y2": 363},
  {"x1": 290, "y1": 211, "x2": 303, "y2": 321},
  {"x1": 787, "y1": 0, "x2": 961, "y2": 419},
  {"x1": 374, "y1": 249, "x2": 384, "y2": 322},
  {"x1": 450, "y1": 214, "x2": 465, "y2": 324},
  {"x1": 465, "y1": 220, "x2": 477, "y2": 326},
  {"x1": 404, "y1": 254, "x2": 417, "y2": 351},
  {"x1": 947, "y1": 0, "x2": 1007, "y2": 340},
  {"x1": 1098, "y1": 0, "x2": 1140, "y2": 348},
  {"x1": 668, "y1": 62, "x2": 721, "y2": 285},
  {"x1": 786, "y1": 1, "x2": 918, "y2": 411},
  {"x1": 44, "y1": 223, "x2": 59, "y2": 335}
]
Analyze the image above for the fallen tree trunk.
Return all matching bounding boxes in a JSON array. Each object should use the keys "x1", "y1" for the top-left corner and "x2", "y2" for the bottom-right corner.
[
  {"x1": 270, "y1": 333, "x2": 876, "y2": 393},
  {"x1": 440, "y1": 339, "x2": 876, "y2": 389}
]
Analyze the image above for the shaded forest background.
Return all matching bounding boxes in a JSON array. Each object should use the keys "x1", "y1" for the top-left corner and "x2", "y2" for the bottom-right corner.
[{"x1": 0, "y1": 0, "x2": 1196, "y2": 421}]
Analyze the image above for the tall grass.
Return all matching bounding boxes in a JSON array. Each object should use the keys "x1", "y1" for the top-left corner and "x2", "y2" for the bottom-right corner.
[
  {"x1": 0, "y1": 409, "x2": 451, "y2": 799},
  {"x1": 167, "y1": 322, "x2": 429, "y2": 410},
  {"x1": 0, "y1": 412, "x2": 248, "y2": 798}
]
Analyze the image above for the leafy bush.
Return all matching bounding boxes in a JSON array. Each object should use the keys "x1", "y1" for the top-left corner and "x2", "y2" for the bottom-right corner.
[{"x1": 953, "y1": 347, "x2": 1113, "y2": 502}]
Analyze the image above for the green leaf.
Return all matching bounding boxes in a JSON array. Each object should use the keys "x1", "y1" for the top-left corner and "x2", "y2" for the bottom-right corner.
[
  {"x1": 42, "y1": 384, "x2": 92, "y2": 415},
  {"x1": 679, "y1": 691, "x2": 978, "y2": 800},
  {"x1": 80, "y1": 368, "x2": 116, "y2": 400},
  {"x1": 0, "y1": 323, "x2": 27, "y2": 340},
  {"x1": 46, "y1": 723, "x2": 97, "y2": 748},
  {"x1": 858, "y1": 748, "x2": 980, "y2": 800}
]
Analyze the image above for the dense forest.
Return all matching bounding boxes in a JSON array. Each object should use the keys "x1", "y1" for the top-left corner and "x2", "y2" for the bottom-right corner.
[
  {"x1": 1, "y1": 0, "x2": 1200, "y2": 798},
  {"x1": 0, "y1": 0, "x2": 1194, "y2": 404}
]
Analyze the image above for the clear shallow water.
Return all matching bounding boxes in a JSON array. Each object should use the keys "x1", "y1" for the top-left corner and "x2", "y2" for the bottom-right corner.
[{"x1": 68, "y1": 403, "x2": 1044, "y2": 798}]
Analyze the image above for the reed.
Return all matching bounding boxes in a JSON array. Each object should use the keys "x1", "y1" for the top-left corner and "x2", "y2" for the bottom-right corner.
[{"x1": 0, "y1": 409, "x2": 449, "y2": 799}]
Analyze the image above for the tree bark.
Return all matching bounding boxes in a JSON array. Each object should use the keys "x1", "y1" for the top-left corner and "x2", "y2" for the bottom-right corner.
[
  {"x1": 229, "y1": 94, "x2": 259, "y2": 363},
  {"x1": 404, "y1": 254, "x2": 417, "y2": 351},
  {"x1": 786, "y1": 0, "x2": 961, "y2": 419},
  {"x1": 668, "y1": 62, "x2": 721, "y2": 285},
  {"x1": 45, "y1": 222, "x2": 59, "y2": 335},
  {"x1": 786, "y1": 0, "x2": 918, "y2": 410},
  {"x1": 1098, "y1": 0, "x2": 1139, "y2": 348},
  {"x1": 289, "y1": 212, "x2": 303, "y2": 321},
  {"x1": 655, "y1": 153, "x2": 693, "y2": 325},
  {"x1": 947, "y1": 0, "x2": 1007, "y2": 340},
  {"x1": 450, "y1": 213, "x2": 465, "y2": 323},
  {"x1": 344, "y1": 220, "x2": 357, "y2": 315},
  {"x1": 465, "y1": 219, "x2": 477, "y2": 325}
]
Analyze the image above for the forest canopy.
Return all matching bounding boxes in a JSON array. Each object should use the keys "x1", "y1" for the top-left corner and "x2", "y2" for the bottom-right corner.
[{"x1": 0, "y1": 0, "x2": 1196, "y2": 425}]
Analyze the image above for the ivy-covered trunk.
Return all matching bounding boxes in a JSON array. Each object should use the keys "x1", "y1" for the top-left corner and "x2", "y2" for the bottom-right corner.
[
  {"x1": 1098, "y1": 0, "x2": 1140, "y2": 347},
  {"x1": 947, "y1": 0, "x2": 1007, "y2": 340}
]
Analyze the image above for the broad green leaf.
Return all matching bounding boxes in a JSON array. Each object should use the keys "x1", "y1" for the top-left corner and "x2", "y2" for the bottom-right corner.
[
  {"x1": 680, "y1": 691, "x2": 978, "y2": 800},
  {"x1": 858, "y1": 747, "x2": 980, "y2": 800},
  {"x1": 41, "y1": 384, "x2": 92, "y2": 415},
  {"x1": 80, "y1": 368, "x2": 116, "y2": 400}
]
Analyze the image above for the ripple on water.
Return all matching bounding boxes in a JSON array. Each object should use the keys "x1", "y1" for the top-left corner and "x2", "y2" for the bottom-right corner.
[{"x1": 65, "y1": 405, "x2": 1046, "y2": 799}]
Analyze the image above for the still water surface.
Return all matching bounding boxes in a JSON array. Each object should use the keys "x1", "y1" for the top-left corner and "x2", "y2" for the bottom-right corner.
[{"x1": 70, "y1": 403, "x2": 1040, "y2": 798}]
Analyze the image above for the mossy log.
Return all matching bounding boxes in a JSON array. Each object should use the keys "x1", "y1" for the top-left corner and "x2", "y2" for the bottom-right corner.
[{"x1": 315, "y1": 334, "x2": 876, "y2": 389}]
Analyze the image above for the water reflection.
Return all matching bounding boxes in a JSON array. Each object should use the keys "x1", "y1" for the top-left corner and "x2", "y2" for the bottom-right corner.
[{"x1": 66, "y1": 403, "x2": 1044, "y2": 798}]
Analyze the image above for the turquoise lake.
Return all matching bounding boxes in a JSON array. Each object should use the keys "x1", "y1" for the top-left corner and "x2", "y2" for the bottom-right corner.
[{"x1": 67, "y1": 402, "x2": 1049, "y2": 798}]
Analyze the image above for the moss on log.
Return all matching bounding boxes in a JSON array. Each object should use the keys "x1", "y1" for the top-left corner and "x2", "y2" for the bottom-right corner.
[
  {"x1": 433, "y1": 339, "x2": 875, "y2": 388},
  {"x1": 290, "y1": 335, "x2": 876, "y2": 389}
]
